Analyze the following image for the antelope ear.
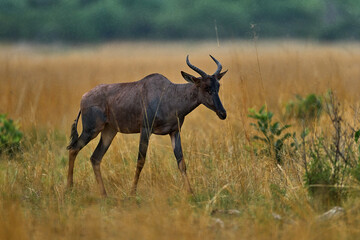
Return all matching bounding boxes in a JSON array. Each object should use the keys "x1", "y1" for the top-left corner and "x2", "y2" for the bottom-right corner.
[
  {"x1": 181, "y1": 71, "x2": 201, "y2": 84},
  {"x1": 216, "y1": 70, "x2": 228, "y2": 80}
]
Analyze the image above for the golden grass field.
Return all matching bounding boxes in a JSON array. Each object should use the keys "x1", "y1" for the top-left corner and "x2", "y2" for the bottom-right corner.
[{"x1": 1, "y1": 41, "x2": 360, "y2": 239}]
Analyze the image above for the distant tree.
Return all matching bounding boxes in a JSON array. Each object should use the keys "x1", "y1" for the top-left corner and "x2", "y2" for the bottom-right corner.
[{"x1": 0, "y1": 0, "x2": 359, "y2": 42}]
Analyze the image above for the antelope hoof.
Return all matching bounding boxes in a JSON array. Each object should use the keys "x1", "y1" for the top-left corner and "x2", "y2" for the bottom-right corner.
[
  {"x1": 187, "y1": 188, "x2": 194, "y2": 197},
  {"x1": 130, "y1": 188, "x2": 137, "y2": 197},
  {"x1": 66, "y1": 181, "x2": 73, "y2": 190}
]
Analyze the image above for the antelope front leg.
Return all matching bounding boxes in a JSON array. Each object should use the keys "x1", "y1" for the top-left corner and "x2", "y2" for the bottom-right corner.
[
  {"x1": 170, "y1": 131, "x2": 193, "y2": 194},
  {"x1": 131, "y1": 127, "x2": 151, "y2": 196}
]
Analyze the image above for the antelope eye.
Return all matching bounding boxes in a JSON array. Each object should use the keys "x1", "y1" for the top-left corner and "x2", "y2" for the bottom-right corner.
[{"x1": 205, "y1": 87, "x2": 212, "y2": 94}]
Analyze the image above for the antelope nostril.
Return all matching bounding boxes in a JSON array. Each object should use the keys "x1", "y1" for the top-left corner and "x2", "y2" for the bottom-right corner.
[{"x1": 217, "y1": 111, "x2": 227, "y2": 120}]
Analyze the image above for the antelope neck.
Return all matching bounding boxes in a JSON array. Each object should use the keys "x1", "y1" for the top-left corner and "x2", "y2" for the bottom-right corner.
[{"x1": 172, "y1": 83, "x2": 200, "y2": 117}]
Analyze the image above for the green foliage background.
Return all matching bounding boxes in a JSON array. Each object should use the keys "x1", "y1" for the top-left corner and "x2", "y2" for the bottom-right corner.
[
  {"x1": 1, "y1": 0, "x2": 359, "y2": 42},
  {"x1": 0, "y1": 114, "x2": 22, "y2": 155}
]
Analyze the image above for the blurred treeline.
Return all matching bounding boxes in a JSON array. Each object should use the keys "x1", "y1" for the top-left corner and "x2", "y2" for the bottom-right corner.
[{"x1": 1, "y1": 0, "x2": 359, "y2": 42}]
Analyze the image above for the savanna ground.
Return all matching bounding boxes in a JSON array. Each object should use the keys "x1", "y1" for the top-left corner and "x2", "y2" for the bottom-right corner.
[{"x1": 1, "y1": 41, "x2": 360, "y2": 239}]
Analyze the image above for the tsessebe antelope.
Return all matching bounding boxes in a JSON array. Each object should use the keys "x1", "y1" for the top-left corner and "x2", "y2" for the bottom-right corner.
[{"x1": 66, "y1": 55, "x2": 227, "y2": 196}]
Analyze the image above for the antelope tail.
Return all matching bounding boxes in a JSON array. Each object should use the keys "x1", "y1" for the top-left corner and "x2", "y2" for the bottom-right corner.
[{"x1": 66, "y1": 110, "x2": 81, "y2": 150}]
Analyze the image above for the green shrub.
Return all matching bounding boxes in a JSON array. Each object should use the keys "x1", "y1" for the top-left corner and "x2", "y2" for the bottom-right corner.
[
  {"x1": 351, "y1": 130, "x2": 360, "y2": 183},
  {"x1": 284, "y1": 93, "x2": 323, "y2": 120},
  {"x1": 0, "y1": 114, "x2": 23, "y2": 155},
  {"x1": 352, "y1": 162, "x2": 360, "y2": 183},
  {"x1": 248, "y1": 106, "x2": 291, "y2": 164},
  {"x1": 302, "y1": 94, "x2": 354, "y2": 205},
  {"x1": 304, "y1": 138, "x2": 336, "y2": 201}
]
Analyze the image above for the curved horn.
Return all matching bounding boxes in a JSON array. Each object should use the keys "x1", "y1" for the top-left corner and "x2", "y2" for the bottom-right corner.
[
  {"x1": 186, "y1": 55, "x2": 207, "y2": 78},
  {"x1": 210, "y1": 55, "x2": 222, "y2": 76}
]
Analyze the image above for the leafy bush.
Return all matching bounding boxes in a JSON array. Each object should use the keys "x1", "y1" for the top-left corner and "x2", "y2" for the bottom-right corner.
[
  {"x1": 351, "y1": 130, "x2": 360, "y2": 183},
  {"x1": 284, "y1": 93, "x2": 323, "y2": 121},
  {"x1": 290, "y1": 127, "x2": 309, "y2": 151},
  {"x1": 304, "y1": 137, "x2": 338, "y2": 203},
  {"x1": 352, "y1": 159, "x2": 360, "y2": 184},
  {"x1": 0, "y1": 114, "x2": 23, "y2": 155},
  {"x1": 248, "y1": 106, "x2": 291, "y2": 164},
  {"x1": 301, "y1": 93, "x2": 355, "y2": 205}
]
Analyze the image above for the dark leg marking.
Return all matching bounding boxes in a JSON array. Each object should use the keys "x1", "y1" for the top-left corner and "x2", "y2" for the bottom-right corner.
[
  {"x1": 67, "y1": 131, "x2": 98, "y2": 189},
  {"x1": 131, "y1": 127, "x2": 151, "y2": 195},
  {"x1": 170, "y1": 131, "x2": 193, "y2": 194},
  {"x1": 67, "y1": 106, "x2": 107, "y2": 190},
  {"x1": 90, "y1": 126, "x2": 117, "y2": 197}
]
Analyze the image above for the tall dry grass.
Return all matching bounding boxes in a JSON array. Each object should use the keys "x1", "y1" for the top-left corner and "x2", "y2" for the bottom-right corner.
[{"x1": 1, "y1": 41, "x2": 360, "y2": 239}]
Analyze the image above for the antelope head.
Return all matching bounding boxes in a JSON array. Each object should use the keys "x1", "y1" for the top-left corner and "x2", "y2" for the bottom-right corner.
[{"x1": 181, "y1": 55, "x2": 228, "y2": 120}]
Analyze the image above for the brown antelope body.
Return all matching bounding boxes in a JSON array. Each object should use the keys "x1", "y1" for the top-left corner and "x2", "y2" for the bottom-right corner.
[{"x1": 67, "y1": 55, "x2": 227, "y2": 196}]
